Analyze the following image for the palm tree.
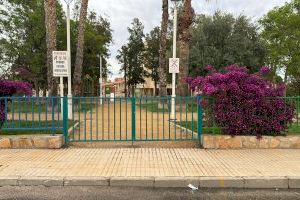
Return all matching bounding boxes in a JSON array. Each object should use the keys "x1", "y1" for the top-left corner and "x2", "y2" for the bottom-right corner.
[
  {"x1": 158, "y1": 0, "x2": 169, "y2": 96},
  {"x1": 44, "y1": 0, "x2": 57, "y2": 96},
  {"x1": 178, "y1": 0, "x2": 194, "y2": 96},
  {"x1": 116, "y1": 45, "x2": 129, "y2": 97},
  {"x1": 73, "y1": 0, "x2": 89, "y2": 96}
]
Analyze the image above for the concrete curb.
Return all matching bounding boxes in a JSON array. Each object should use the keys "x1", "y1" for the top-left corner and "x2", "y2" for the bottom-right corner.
[
  {"x1": 199, "y1": 177, "x2": 244, "y2": 188},
  {"x1": 243, "y1": 176, "x2": 288, "y2": 189},
  {"x1": 64, "y1": 177, "x2": 109, "y2": 186},
  {"x1": 18, "y1": 177, "x2": 64, "y2": 187},
  {"x1": 0, "y1": 176, "x2": 19, "y2": 186},
  {"x1": 0, "y1": 176, "x2": 298, "y2": 189},
  {"x1": 110, "y1": 177, "x2": 154, "y2": 187},
  {"x1": 288, "y1": 176, "x2": 300, "y2": 189}
]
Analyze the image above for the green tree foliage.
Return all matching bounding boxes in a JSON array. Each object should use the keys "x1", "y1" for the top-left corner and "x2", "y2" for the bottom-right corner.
[
  {"x1": 0, "y1": 0, "x2": 62, "y2": 90},
  {"x1": 144, "y1": 26, "x2": 160, "y2": 94},
  {"x1": 287, "y1": 76, "x2": 300, "y2": 96},
  {"x1": 158, "y1": 0, "x2": 169, "y2": 96},
  {"x1": 81, "y1": 12, "x2": 112, "y2": 85},
  {"x1": 116, "y1": 45, "x2": 129, "y2": 96},
  {"x1": 189, "y1": 12, "x2": 266, "y2": 76},
  {"x1": 69, "y1": 11, "x2": 112, "y2": 96},
  {"x1": 118, "y1": 18, "x2": 146, "y2": 96},
  {"x1": 260, "y1": 0, "x2": 300, "y2": 84},
  {"x1": 0, "y1": 0, "x2": 112, "y2": 95},
  {"x1": 73, "y1": 0, "x2": 89, "y2": 96}
]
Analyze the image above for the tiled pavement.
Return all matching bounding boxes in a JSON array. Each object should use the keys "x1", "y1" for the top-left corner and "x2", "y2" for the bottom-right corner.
[{"x1": 0, "y1": 148, "x2": 299, "y2": 177}]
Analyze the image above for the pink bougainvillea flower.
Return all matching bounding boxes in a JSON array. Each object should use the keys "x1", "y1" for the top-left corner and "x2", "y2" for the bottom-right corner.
[
  {"x1": 260, "y1": 66, "x2": 271, "y2": 76},
  {"x1": 186, "y1": 65, "x2": 294, "y2": 137},
  {"x1": 0, "y1": 80, "x2": 32, "y2": 129}
]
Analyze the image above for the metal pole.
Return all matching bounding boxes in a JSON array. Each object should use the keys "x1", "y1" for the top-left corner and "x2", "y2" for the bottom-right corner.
[
  {"x1": 60, "y1": 76, "x2": 64, "y2": 115},
  {"x1": 63, "y1": 96, "x2": 68, "y2": 144},
  {"x1": 99, "y1": 55, "x2": 103, "y2": 105},
  {"x1": 170, "y1": 4, "x2": 178, "y2": 120},
  {"x1": 66, "y1": 3, "x2": 73, "y2": 119}
]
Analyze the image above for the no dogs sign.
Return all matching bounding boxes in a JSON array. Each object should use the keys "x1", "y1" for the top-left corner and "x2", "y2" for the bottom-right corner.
[
  {"x1": 169, "y1": 58, "x2": 179, "y2": 73},
  {"x1": 53, "y1": 51, "x2": 68, "y2": 77}
]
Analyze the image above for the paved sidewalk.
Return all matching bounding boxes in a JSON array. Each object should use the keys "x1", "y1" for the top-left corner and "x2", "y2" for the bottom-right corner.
[{"x1": 0, "y1": 148, "x2": 299, "y2": 188}]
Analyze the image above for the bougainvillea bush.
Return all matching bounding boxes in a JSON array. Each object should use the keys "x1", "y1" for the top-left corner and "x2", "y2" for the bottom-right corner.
[
  {"x1": 186, "y1": 65, "x2": 295, "y2": 137},
  {"x1": 0, "y1": 80, "x2": 32, "y2": 129}
]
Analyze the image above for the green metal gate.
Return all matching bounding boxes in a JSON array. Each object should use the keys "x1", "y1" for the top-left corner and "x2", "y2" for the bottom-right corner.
[
  {"x1": 66, "y1": 96, "x2": 204, "y2": 143},
  {"x1": 2, "y1": 96, "x2": 300, "y2": 145}
]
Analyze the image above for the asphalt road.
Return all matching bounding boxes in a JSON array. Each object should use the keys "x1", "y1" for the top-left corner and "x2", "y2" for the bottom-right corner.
[{"x1": 0, "y1": 187, "x2": 300, "y2": 200}]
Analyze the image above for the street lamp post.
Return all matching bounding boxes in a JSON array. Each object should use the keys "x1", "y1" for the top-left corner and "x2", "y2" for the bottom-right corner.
[
  {"x1": 98, "y1": 55, "x2": 103, "y2": 105},
  {"x1": 170, "y1": 0, "x2": 181, "y2": 120},
  {"x1": 64, "y1": 0, "x2": 73, "y2": 119}
]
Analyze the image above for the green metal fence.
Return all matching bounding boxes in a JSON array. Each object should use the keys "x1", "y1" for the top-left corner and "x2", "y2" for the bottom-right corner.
[
  {"x1": 0, "y1": 96, "x2": 65, "y2": 133},
  {"x1": 1, "y1": 96, "x2": 299, "y2": 144},
  {"x1": 68, "y1": 96, "x2": 203, "y2": 142},
  {"x1": 273, "y1": 96, "x2": 300, "y2": 130}
]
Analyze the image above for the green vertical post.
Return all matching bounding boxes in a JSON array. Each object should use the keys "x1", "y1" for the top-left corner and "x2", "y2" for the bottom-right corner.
[
  {"x1": 51, "y1": 98, "x2": 55, "y2": 134},
  {"x1": 131, "y1": 97, "x2": 136, "y2": 142},
  {"x1": 197, "y1": 96, "x2": 203, "y2": 144},
  {"x1": 63, "y1": 96, "x2": 68, "y2": 144}
]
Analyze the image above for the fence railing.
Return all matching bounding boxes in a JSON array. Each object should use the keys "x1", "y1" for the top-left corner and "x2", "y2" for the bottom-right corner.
[
  {"x1": 274, "y1": 96, "x2": 300, "y2": 127},
  {"x1": 68, "y1": 96, "x2": 204, "y2": 142},
  {"x1": 1, "y1": 96, "x2": 299, "y2": 143},
  {"x1": 0, "y1": 96, "x2": 65, "y2": 134}
]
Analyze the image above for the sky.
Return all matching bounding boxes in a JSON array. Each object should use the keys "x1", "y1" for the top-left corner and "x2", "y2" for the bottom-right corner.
[{"x1": 62, "y1": 0, "x2": 290, "y2": 80}]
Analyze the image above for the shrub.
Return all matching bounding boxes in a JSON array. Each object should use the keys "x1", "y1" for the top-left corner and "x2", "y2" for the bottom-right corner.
[
  {"x1": 186, "y1": 65, "x2": 295, "y2": 137},
  {"x1": 0, "y1": 80, "x2": 32, "y2": 129}
]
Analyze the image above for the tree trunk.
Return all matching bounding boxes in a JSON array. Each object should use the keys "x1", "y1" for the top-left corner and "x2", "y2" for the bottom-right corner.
[
  {"x1": 284, "y1": 66, "x2": 288, "y2": 96},
  {"x1": 44, "y1": 0, "x2": 57, "y2": 96},
  {"x1": 124, "y1": 72, "x2": 127, "y2": 97},
  {"x1": 178, "y1": 0, "x2": 194, "y2": 97},
  {"x1": 284, "y1": 66, "x2": 288, "y2": 84},
  {"x1": 158, "y1": 0, "x2": 168, "y2": 97},
  {"x1": 154, "y1": 80, "x2": 157, "y2": 96},
  {"x1": 34, "y1": 80, "x2": 39, "y2": 97},
  {"x1": 73, "y1": 0, "x2": 89, "y2": 96},
  {"x1": 124, "y1": 53, "x2": 128, "y2": 97},
  {"x1": 131, "y1": 86, "x2": 135, "y2": 97}
]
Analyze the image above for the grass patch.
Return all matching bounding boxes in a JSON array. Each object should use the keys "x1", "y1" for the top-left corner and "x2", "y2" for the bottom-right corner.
[
  {"x1": 0, "y1": 120, "x2": 76, "y2": 135},
  {"x1": 177, "y1": 121, "x2": 300, "y2": 135},
  {"x1": 177, "y1": 121, "x2": 222, "y2": 134},
  {"x1": 0, "y1": 129, "x2": 62, "y2": 135},
  {"x1": 138, "y1": 102, "x2": 168, "y2": 113},
  {"x1": 6, "y1": 101, "x2": 97, "y2": 113},
  {"x1": 286, "y1": 124, "x2": 300, "y2": 135},
  {"x1": 137, "y1": 101, "x2": 199, "y2": 113}
]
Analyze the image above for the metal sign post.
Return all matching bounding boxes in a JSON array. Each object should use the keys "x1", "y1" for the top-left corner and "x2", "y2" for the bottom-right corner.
[
  {"x1": 169, "y1": 57, "x2": 179, "y2": 121},
  {"x1": 170, "y1": 1, "x2": 179, "y2": 120},
  {"x1": 53, "y1": 51, "x2": 68, "y2": 115},
  {"x1": 99, "y1": 55, "x2": 103, "y2": 105}
]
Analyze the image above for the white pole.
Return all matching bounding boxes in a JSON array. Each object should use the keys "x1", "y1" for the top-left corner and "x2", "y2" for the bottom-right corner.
[
  {"x1": 60, "y1": 76, "x2": 64, "y2": 115},
  {"x1": 66, "y1": 3, "x2": 73, "y2": 119},
  {"x1": 99, "y1": 55, "x2": 103, "y2": 105},
  {"x1": 170, "y1": 4, "x2": 178, "y2": 120}
]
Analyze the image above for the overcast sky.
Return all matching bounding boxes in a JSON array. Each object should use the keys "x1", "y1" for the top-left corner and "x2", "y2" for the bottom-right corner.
[{"x1": 62, "y1": 0, "x2": 290, "y2": 79}]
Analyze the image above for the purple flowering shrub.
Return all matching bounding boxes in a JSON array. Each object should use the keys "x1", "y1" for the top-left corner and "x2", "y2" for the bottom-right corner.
[
  {"x1": 186, "y1": 65, "x2": 295, "y2": 137},
  {"x1": 0, "y1": 80, "x2": 32, "y2": 129},
  {"x1": 13, "y1": 67, "x2": 34, "y2": 81}
]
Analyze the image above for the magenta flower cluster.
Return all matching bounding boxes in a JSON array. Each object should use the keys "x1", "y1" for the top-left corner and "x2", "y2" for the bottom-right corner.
[
  {"x1": 260, "y1": 66, "x2": 271, "y2": 76},
  {"x1": 14, "y1": 67, "x2": 34, "y2": 80},
  {"x1": 0, "y1": 80, "x2": 32, "y2": 128},
  {"x1": 0, "y1": 80, "x2": 32, "y2": 97},
  {"x1": 186, "y1": 65, "x2": 295, "y2": 137}
]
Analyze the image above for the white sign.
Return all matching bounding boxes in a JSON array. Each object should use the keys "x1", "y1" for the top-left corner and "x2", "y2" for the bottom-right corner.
[
  {"x1": 169, "y1": 58, "x2": 179, "y2": 73},
  {"x1": 53, "y1": 51, "x2": 68, "y2": 77}
]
